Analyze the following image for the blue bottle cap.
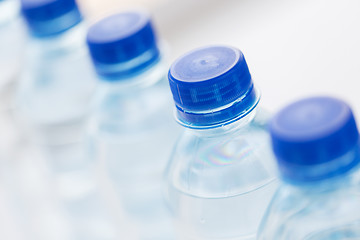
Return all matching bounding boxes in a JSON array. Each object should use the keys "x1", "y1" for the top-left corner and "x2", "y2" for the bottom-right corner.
[
  {"x1": 270, "y1": 96, "x2": 360, "y2": 181},
  {"x1": 87, "y1": 11, "x2": 160, "y2": 79},
  {"x1": 168, "y1": 45, "x2": 259, "y2": 128},
  {"x1": 20, "y1": 0, "x2": 82, "y2": 37}
]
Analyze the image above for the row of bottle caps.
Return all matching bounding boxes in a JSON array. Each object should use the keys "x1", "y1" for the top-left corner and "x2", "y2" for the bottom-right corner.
[{"x1": 1, "y1": 0, "x2": 360, "y2": 239}]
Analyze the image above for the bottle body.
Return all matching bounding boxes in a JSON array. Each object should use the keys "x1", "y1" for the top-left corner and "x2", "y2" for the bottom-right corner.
[
  {"x1": 13, "y1": 22, "x2": 118, "y2": 239},
  {"x1": 257, "y1": 163, "x2": 360, "y2": 240},
  {"x1": 89, "y1": 58, "x2": 181, "y2": 239},
  {"x1": 15, "y1": 23, "x2": 96, "y2": 145},
  {"x1": 166, "y1": 109, "x2": 278, "y2": 240},
  {"x1": 259, "y1": 96, "x2": 360, "y2": 240}
]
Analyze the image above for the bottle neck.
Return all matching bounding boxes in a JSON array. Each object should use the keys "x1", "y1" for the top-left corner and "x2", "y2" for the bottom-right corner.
[
  {"x1": 175, "y1": 84, "x2": 260, "y2": 130},
  {"x1": 282, "y1": 145, "x2": 360, "y2": 190},
  {"x1": 286, "y1": 168, "x2": 359, "y2": 194},
  {"x1": 186, "y1": 108, "x2": 258, "y2": 138},
  {"x1": 97, "y1": 55, "x2": 167, "y2": 92},
  {"x1": 29, "y1": 21, "x2": 86, "y2": 54},
  {"x1": 94, "y1": 41, "x2": 168, "y2": 81}
]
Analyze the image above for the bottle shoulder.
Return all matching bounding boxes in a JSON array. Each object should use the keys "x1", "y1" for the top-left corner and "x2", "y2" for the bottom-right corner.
[
  {"x1": 20, "y1": 37, "x2": 95, "y2": 87},
  {"x1": 16, "y1": 40, "x2": 96, "y2": 124},
  {"x1": 258, "y1": 169, "x2": 360, "y2": 240},
  {"x1": 166, "y1": 112, "x2": 278, "y2": 198},
  {"x1": 90, "y1": 76, "x2": 176, "y2": 135}
]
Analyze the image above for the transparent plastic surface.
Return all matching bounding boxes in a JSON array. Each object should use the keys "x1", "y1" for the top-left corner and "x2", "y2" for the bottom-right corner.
[
  {"x1": 88, "y1": 58, "x2": 181, "y2": 240},
  {"x1": 0, "y1": 0, "x2": 25, "y2": 108},
  {"x1": 13, "y1": 21, "x2": 120, "y2": 240},
  {"x1": 165, "y1": 109, "x2": 278, "y2": 240},
  {"x1": 42, "y1": 142, "x2": 126, "y2": 240},
  {"x1": 15, "y1": 22, "x2": 96, "y2": 145},
  {"x1": 258, "y1": 160, "x2": 360, "y2": 240}
]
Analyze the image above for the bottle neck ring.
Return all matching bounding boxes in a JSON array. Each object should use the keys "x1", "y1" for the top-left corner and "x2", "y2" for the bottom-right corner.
[
  {"x1": 175, "y1": 84, "x2": 260, "y2": 129},
  {"x1": 94, "y1": 47, "x2": 160, "y2": 81},
  {"x1": 280, "y1": 143, "x2": 360, "y2": 184}
]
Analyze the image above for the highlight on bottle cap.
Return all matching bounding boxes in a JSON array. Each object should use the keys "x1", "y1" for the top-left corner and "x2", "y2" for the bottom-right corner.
[
  {"x1": 270, "y1": 96, "x2": 360, "y2": 181},
  {"x1": 168, "y1": 45, "x2": 259, "y2": 128},
  {"x1": 87, "y1": 10, "x2": 160, "y2": 79},
  {"x1": 20, "y1": 0, "x2": 82, "y2": 37}
]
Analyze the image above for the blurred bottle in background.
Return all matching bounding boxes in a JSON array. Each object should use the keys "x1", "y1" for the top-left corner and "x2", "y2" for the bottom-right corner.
[
  {"x1": 0, "y1": 0, "x2": 25, "y2": 110},
  {"x1": 86, "y1": 10, "x2": 181, "y2": 240},
  {"x1": 0, "y1": 0, "x2": 25, "y2": 160},
  {"x1": 0, "y1": 1, "x2": 69, "y2": 240},
  {"x1": 165, "y1": 45, "x2": 278, "y2": 240},
  {"x1": 258, "y1": 97, "x2": 360, "y2": 239},
  {"x1": 15, "y1": 0, "x2": 96, "y2": 146},
  {"x1": 12, "y1": 1, "x2": 125, "y2": 239}
]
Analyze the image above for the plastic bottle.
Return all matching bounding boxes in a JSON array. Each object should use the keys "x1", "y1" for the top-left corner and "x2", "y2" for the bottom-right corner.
[
  {"x1": 0, "y1": 0, "x2": 24, "y2": 98},
  {"x1": 15, "y1": 0, "x2": 96, "y2": 145},
  {"x1": 0, "y1": 0, "x2": 25, "y2": 157},
  {"x1": 86, "y1": 11, "x2": 181, "y2": 239},
  {"x1": 13, "y1": 1, "x2": 123, "y2": 239},
  {"x1": 258, "y1": 96, "x2": 360, "y2": 240},
  {"x1": 165, "y1": 45, "x2": 278, "y2": 240}
]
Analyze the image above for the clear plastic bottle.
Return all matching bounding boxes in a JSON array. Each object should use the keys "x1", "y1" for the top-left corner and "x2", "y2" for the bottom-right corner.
[
  {"x1": 13, "y1": 1, "x2": 123, "y2": 240},
  {"x1": 15, "y1": 0, "x2": 96, "y2": 145},
  {"x1": 165, "y1": 45, "x2": 278, "y2": 240},
  {"x1": 86, "y1": 11, "x2": 181, "y2": 239},
  {"x1": 0, "y1": 0, "x2": 25, "y2": 97},
  {"x1": 258, "y1": 96, "x2": 360, "y2": 240},
  {"x1": 0, "y1": 0, "x2": 25, "y2": 157}
]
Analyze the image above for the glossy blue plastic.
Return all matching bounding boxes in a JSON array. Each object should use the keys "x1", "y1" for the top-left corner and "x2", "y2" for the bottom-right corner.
[
  {"x1": 86, "y1": 11, "x2": 160, "y2": 79},
  {"x1": 270, "y1": 96, "x2": 360, "y2": 181},
  {"x1": 20, "y1": 0, "x2": 82, "y2": 37},
  {"x1": 168, "y1": 45, "x2": 259, "y2": 128}
]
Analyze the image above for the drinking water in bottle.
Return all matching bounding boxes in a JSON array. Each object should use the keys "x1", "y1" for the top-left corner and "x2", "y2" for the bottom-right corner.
[
  {"x1": 13, "y1": 1, "x2": 123, "y2": 239},
  {"x1": 0, "y1": 0, "x2": 25, "y2": 159},
  {"x1": 258, "y1": 96, "x2": 360, "y2": 240},
  {"x1": 165, "y1": 45, "x2": 278, "y2": 240},
  {"x1": 86, "y1": 11, "x2": 181, "y2": 239},
  {"x1": 15, "y1": 0, "x2": 96, "y2": 145},
  {"x1": 15, "y1": 0, "x2": 99, "y2": 218}
]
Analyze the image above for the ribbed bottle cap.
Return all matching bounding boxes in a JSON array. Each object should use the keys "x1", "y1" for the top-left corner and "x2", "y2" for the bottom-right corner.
[
  {"x1": 270, "y1": 96, "x2": 360, "y2": 181},
  {"x1": 87, "y1": 11, "x2": 160, "y2": 79},
  {"x1": 168, "y1": 45, "x2": 259, "y2": 128},
  {"x1": 20, "y1": 0, "x2": 82, "y2": 37}
]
